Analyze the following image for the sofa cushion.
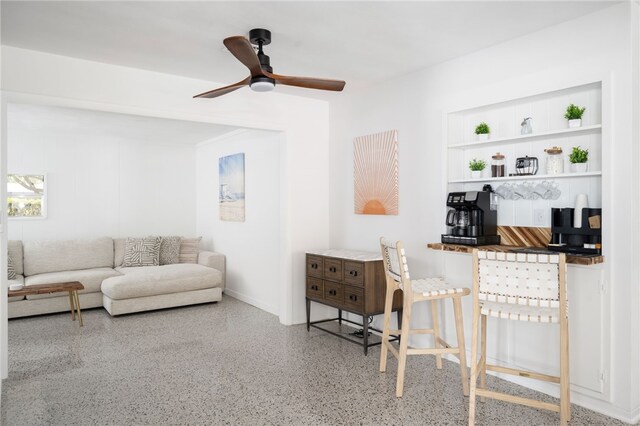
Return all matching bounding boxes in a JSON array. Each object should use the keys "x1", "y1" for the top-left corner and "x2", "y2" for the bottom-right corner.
[
  {"x1": 8, "y1": 240, "x2": 23, "y2": 275},
  {"x1": 123, "y1": 236, "x2": 161, "y2": 267},
  {"x1": 103, "y1": 264, "x2": 221, "y2": 300},
  {"x1": 114, "y1": 238, "x2": 125, "y2": 267},
  {"x1": 179, "y1": 237, "x2": 201, "y2": 264},
  {"x1": 23, "y1": 237, "x2": 114, "y2": 276},
  {"x1": 159, "y1": 236, "x2": 181, "y2": 265},
  {"x1": 8, "y1": 255, "x2": 16, "y2": 280},
  {"x1": 25, "y1": 268, "x2": 122, "y2": 300},
  {"x1": 9, "y1": 275, "x2": 25, "y2": 302}
]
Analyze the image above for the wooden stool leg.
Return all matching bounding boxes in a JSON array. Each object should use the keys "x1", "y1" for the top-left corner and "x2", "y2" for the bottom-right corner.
[
  {"x1": 560, "y1": 314, "x2": 570, "y2": 424},
  {"x1": 431, "y1": 299, "x2": 442, "y2": 369},
  {"x1": 379, "y1": 283, "x2": 394, "y2": 373},
  {"x1": 453, "y1": 296, "x2": 469, "y2": 396},
  {"x1": 480, "y1": 314, "x2": 487, "y2": 402},
  {"x1": 396, "y1": 298, "x2": 412, "y2": 398},
  {"x1": 468, "y1": 300, "x2": 480, "y2": 425},
  {"x1": 74, "y1": 290, "x2": 84, "y2": 327},
  {"x1": 68, "y1": 291, "x2": 76, "y2": 321}
]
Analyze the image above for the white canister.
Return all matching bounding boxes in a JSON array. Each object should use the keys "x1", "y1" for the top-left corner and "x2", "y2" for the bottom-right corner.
[
  {"x1": 545, "y1": 147, "x2": 564, "y2": 175},
  {"x1": 574, "y1": 194, "x2": 589, "y2": 228}
]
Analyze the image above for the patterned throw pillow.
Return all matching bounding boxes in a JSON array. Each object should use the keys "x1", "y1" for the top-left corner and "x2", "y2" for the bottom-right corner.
[
  {"x1": 159, "y1": 236, "x2": 182, "y2": 265},
  {"x1": 8, "y1": 255, "x2": 16, "y2": 280},
  {"x1": 179, "y1": 237, "x2": 202, "y2": 264},
  {"x1": 122, "y1": 237, "x2": 161, "y2": 267}
]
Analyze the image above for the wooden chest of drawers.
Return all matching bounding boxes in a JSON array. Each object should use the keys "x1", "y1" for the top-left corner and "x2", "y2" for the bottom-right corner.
[{"x1": 305, "y1": 249, "x2": 402, "y2": 354}]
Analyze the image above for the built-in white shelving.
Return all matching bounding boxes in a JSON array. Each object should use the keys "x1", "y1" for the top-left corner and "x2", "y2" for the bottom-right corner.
[
  {"x1": 449, "y1": 171, "x2": 601, "y2": 184},
  {"x1": 448, "y1": 124, "x2": 602, "y2": 149}
]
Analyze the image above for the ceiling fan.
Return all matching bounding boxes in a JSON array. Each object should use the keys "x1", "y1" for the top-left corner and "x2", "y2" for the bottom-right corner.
[{"x1": 194, "y1": 28, "x2": 346, "y2": 99}]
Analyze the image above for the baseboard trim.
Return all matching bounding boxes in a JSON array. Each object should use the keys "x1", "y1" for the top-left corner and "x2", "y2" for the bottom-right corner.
[{"x1": 223, "y1": 288, "x2": 278, "y2": 317}]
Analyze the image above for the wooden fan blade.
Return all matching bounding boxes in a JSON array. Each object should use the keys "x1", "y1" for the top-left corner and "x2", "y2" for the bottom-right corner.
[
  {"x1": 265, "y1": 71, "x2": 345, "y2": 91},
  {"x1": 193, "y1": 77, "x2": 250, "y2": 99},
  {"x1": 224, "y1": 36, "x2": 263, "y2": 78}
]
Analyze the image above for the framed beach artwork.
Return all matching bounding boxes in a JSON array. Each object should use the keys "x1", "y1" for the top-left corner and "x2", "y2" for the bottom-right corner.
[
  {"x1": 353, "y1": 130, "x2": 398, "y2": 215},
  {"x1": 219, "y1": 153, "x2": 245, "y2": 222}
]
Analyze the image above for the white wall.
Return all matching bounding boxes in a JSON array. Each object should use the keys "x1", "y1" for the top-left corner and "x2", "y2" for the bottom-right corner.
[
  {"x1": 7, "y1": 114, "x2": 198, "y2": 241},
  {"x1": 196, "y1": 130, "x2": 282, "y2": 315},
  {"x1": 329, "y1": 3, "x2": 638, "y2": 422}
]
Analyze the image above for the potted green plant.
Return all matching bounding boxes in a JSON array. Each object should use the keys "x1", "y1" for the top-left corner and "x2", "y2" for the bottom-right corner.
[
  {"x1": 564, "y1": 104, "x2": 586, "y2": 128},
  {"x1": 569, "y1": 146, "x2": 589, "y2": 173},
  {"x1": 469, "y1": 158, "x2": 486, "y2": 179},
  {"x1": 475, "y1": 122, "x2": 490, "y2": 141}
]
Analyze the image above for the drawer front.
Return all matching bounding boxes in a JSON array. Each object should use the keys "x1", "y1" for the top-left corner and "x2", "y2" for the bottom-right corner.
[
  {"x1": 324, "y1": 281, "x2": 344, "y2": 304},
  {"x1": 306, "y1": 277, "x2": 324, "y2": 300},
  {"x1": 343, "y1": 286, "x2": 364, "y2": 311},
  {"x1": 323, "y1": 258, "x2": 343, "y2": 282},
  {"x1": 306, "y1": 255, "x2": 323, "y2": 278},
  {"x1": 343, "y1": 261, "x2": 364, "y2": 286}
]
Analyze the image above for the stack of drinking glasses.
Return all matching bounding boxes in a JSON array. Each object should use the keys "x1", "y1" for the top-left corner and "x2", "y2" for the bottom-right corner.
[{"x1": 494, "y1": 181, "x2": 561, "y2": 200}]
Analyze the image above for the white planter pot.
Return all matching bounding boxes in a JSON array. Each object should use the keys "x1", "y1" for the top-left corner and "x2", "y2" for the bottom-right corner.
[
  {"x1": 568, "y1": 119, "x2": 582, "y2": 128},
  {"x1": 477, "y1": 133, "x2": 490, "y2": 141},
  {"x1": 571, "y1": 162, "x2": 588, "y2": 173},
  {"x1": 470, "y1": 170, "x2": 483, "y2": 179}
]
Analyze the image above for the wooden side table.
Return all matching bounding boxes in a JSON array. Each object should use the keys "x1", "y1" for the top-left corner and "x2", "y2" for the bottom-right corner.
[
  {"x1": 305, "y1": 249, "x2": 403, "y2": 355},
  {"x1": 8, "y1": 281, "x2": 85, "y2": 327}
]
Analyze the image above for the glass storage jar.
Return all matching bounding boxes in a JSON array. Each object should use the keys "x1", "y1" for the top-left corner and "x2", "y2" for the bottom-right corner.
[
  {"x1": 491, "y1": 153, "x2": 506, "y2": 177},
  {"x1": 545, "y1": 146, "x2": 564, "y2": 174}
]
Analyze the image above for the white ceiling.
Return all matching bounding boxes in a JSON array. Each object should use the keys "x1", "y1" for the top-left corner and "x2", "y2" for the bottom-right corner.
[
  {"x1": 8, "y1": 104, "x2": 239, "y2": 144},
  {"x1": 2, "y1": 1, "x2": 618, "y2": 98}
]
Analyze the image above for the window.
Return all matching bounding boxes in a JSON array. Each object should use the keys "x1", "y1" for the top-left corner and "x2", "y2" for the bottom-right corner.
[{"x1": 8, "y1": 174, "x2": 46, "y2": 218}]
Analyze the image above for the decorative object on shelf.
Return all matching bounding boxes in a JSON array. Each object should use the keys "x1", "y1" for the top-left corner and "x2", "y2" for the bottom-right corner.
[
  {"x1": 569, "y1": 146, "x2": 589, "y2": 173},
  {"x1": 475, "y1": 122, "x2": 490, "y2": 141},
  {"x1": 468, "y1": 158, "x2": 486, "y2": 179},
  {"x1": 564, "y1": 103, "x2": 586, "y2": 128},
  {"x1": 515, "y1": 156, "x2": 539, "y2": 175},
  {"x1": 520, "y1": 117, "x2": 533, "y2": 135},
  {"x1": 544, "y1": 146, "x2": 564, "y2": 174},
  {"x1": 219, "y1": 152, "x2": 246, "y2": 222},
  {"x1": 353, "y1": 130, "x2": 399, "y2": 215},
  {"x1": 491, "y1": 153, "x2": 506, "y2": 177},
  {"x1": 574, "y1": 194, "x2": 589, "y2": 228}
]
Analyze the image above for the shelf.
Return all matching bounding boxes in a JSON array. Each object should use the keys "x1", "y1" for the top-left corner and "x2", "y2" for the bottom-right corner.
[
  {"x1": 449, "y1": 171, "x2": 601, "y2": 184},
  {"x1": 448, "y1": 124, "x2": 602, "y2": 149}
]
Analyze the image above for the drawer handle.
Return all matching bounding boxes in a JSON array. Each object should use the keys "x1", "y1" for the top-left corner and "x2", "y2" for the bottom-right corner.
[
  {"x1": 311, "y1": 263, "x2": 318, "y2": 269},
  {"x1": 349, "y1": 270, "x2": 358, "y2": 277},
  {"x1": 311, "y1": 285, "x2": 319, "y2": 291},
  {"x1": 329, "y1": 289, "x2": 337, "y2": 296},
  {"x1": 329, "y1": 267, "x2": 337, "y2": 273},
  {"x1": 349, "y1": 294, "x2": 358, "y2": 301}
]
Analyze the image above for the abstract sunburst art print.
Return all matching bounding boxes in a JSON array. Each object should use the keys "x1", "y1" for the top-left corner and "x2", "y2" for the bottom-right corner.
[{"x1": 353, "y1": 130, "x2": 398, "y2": 215}]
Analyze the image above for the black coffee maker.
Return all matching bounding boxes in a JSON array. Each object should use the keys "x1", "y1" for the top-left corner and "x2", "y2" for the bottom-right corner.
[{"x1": 442, "y1": 190, "x2": 500, "y2": 246}]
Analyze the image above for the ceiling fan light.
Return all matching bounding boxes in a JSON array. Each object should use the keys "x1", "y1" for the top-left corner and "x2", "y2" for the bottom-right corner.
[{"x1": 250, "y1": 77, "x2": 276, "y2": 92}]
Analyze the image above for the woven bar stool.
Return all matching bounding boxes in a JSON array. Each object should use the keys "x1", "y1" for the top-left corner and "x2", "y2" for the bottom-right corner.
[
  {"x1": 468, "y1": 249, "x2": 570, "y2": 425},
  {"x1": 379, "y1": 237, "x2": 470, "y2": 397}
]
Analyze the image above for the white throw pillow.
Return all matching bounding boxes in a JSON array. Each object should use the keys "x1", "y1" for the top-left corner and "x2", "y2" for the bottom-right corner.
[{"x1": 179, "y1": 237, "x2": 202, "y2": 264}]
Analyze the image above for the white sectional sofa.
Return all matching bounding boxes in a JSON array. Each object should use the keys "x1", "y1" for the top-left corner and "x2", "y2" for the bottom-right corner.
[{"x1": 8, "y1": 237, "x2": 225, "y2": 318}]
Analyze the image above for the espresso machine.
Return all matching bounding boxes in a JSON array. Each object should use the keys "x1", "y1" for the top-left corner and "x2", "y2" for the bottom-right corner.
[{"x1": 441, "y1": 190, "x2": 500, "y2": 246}]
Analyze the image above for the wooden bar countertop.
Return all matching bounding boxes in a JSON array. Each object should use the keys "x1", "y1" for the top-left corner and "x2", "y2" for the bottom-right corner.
[{"x1": 427, "y1": 243, "x2": 604, "y2": 266}]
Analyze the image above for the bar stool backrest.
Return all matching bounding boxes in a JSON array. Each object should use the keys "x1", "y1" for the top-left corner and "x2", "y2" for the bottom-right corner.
[
  {"x1": 475, "y1": 250, "x2": 567, "y2": 311},
  {"x1": 380, "y1": 238, "x2": 412, "y2": 295}
]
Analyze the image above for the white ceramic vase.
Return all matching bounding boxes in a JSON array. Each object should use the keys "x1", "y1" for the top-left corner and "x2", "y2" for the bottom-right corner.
[
  {"x1": 571, "y1": 162, "x2": 588, "y2": 173},
  {"x1": 477, "y1": 133, "x2": 489, "y2": 141},
  {"x1": 568, "y1": 119, "x2": 582, "y2": 128},
  {"x1": 471, "y1": 170, "x2": 483, "y2": 179}
]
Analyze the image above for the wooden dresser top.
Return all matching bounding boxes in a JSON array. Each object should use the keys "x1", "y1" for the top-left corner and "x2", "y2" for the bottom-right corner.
[{"x1": 306, "y1": 249, "x2": 382, "y2": 262}]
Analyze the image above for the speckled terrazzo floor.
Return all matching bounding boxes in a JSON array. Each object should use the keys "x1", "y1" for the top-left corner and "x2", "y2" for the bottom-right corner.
[{"x1": 1, "y1": 296, "x2": 625, "y2": 426}]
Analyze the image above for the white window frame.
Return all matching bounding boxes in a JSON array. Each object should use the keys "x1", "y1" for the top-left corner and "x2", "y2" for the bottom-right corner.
[{"x1": 7, "y1": 173, "x2": 47, "y2": 220}]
